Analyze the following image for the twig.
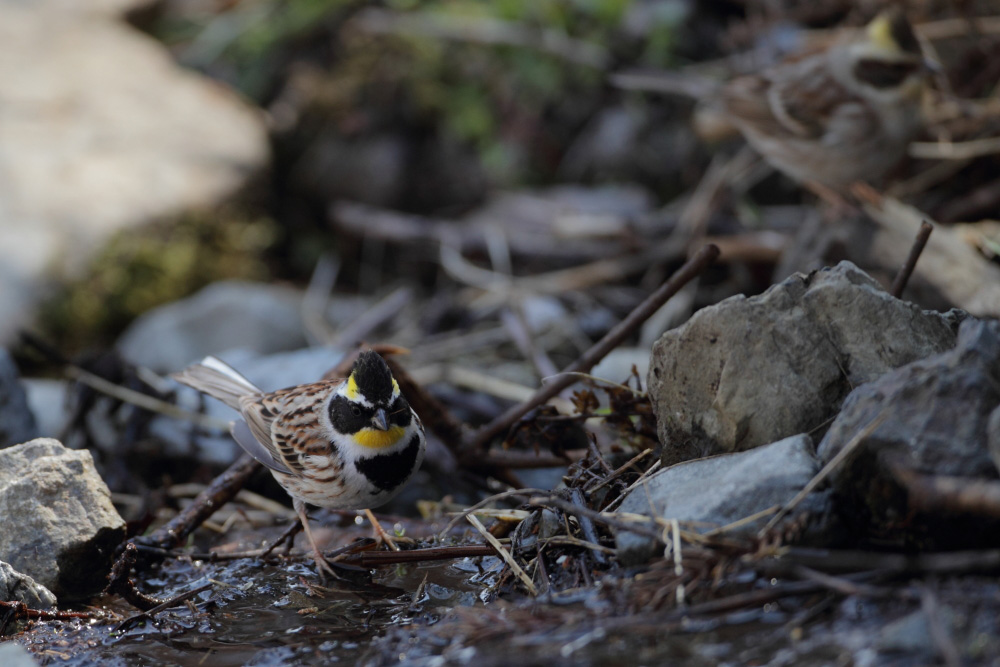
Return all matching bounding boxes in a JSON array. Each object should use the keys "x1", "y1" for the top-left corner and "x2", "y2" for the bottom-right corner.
[
  {"x1": 501, "y1": 306, "x2": 559, "y2": 379},
  {"x1": 909, "y1": 137, "x2": 1000, "y2": 160},
  {"x1": 330, "y1": 286, "x2": 413, "y2": 348},
  {"x1": 570, "y1": 488, "x2": 606, "y2": 564},
  {"x1": 890, "y1": 221, "x2": 934, "y2": 298},
  {"x1": 779, "y1": 546, "x2": 1000, "y2": 575},
  {"x1": 352, "y1": 7, "x2": 609, "y2": 69},
  {"x1": 921, "y1": 586, "x2": 962, "y2": 667},
  {"x1": 467, "y1": 244, "x2": 720, "y2": 453},
  {"x1": 114, "y1": 583, "x2": 214, "y2": 632},
  {"x1": 479, "y1": 449, "x2": 584, "y2": 469},
  {"x1": 585, "y1": 448, "x2": 654, "y2": 494},
  {"x1": 437, "y1": 488, "x2": 548, "y2": 539},
  {"x1": 467, "y1": 514, "x2": 537, "y2": 596},
  {"x1": 758, "y1": 411, "x2": 888, "y2": 537},
  {"x1": 64, "y1": 366, "x2": 229, "y2": 431},
  {"x1": 106, "y1": 543, "x2": 167, "y2": 611},
  {"x1": 132, "y1": 454, "x2": 262, "y2": 558},
  {"x1": 529, "y1": 495, "x2": 665, "y2": 542},
  {"x1": 601, "y1": 459, "x2": 662, "y2": 512},
  {"x1": 301, "y1": 253, "x2": 341, "y2": 346},
  {"x1": 0, "y1": 601, "x2": 98, "y2": 628},
  {"x1": 887, "y1": 458, "x2": 1000, "y2": 518},
  {"x1": 338, "y1": 544, "x2": 498, "y2": 567},
  {"x1": 668, "y1": 572, "x2": 883, "y2": 619}
]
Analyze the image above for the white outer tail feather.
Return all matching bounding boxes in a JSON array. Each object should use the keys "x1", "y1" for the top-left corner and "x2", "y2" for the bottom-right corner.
[{"x1": 172, "y1": 356, "x2": 261, "y2": 411}]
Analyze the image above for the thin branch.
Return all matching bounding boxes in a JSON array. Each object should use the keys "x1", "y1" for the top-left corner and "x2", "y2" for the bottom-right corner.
[
  {"x1": 890, "y1": 221, "x2": 934, "y2": 298},
  {"x1": 467, "y1": 514, "x2": 537, "y2": 596},
  {"x1": 759, "y1": 411, "x2": 888, "y2": 537},
  {"x1": 467, "y1": 244, "x2": 720, "y2": 453}
]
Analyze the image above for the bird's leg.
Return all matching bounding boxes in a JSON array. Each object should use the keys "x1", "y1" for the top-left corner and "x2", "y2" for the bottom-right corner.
[
  {"x1": 294, "y1": 498, "x2": 339, "y2": 580},
  {"x1": 364, "y1": 509, "x2": 400, "y2": 551}
]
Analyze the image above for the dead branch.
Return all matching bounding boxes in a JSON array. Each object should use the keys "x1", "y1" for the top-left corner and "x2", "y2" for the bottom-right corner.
[
  {"x1": 890, "y1": 221, "x2": 934, "y2": 298},
  {"x1": 466, "y1": 243, "x2": 720, "y2": 454}
]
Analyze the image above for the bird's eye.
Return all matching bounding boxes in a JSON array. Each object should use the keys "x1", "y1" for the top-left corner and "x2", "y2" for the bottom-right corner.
[{"x1": 351, "y1": 405, "x2": 362, "y2": 417}]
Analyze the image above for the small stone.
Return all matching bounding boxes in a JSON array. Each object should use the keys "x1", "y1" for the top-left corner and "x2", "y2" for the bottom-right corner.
[
  {"x1": 0, "y1": 349, "x2": 38, "y2": 448},
  {"x1": 0, "y1": 560, "x2": 57, "y2": 609},
  {"x1": 614, "y1": 434, "x2": 823, "y2": 565},
  {"x1": 0, "y1": 439, "x2": 126, "y2": 598},
  {"x1": 648, "y1": 261, "x2": 963, "y2": 466},
  {"x1": 877, "y1": 606, "x2": 959, "y2": 659}
]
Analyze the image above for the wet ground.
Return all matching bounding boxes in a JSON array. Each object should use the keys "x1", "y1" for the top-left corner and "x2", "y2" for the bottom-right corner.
[
  {"x1": 14, "y1": 542, "x2": 1000, "y2": 667},
  {"x1": 12, "y1": 550, "x2": 490, "y2": 666}
]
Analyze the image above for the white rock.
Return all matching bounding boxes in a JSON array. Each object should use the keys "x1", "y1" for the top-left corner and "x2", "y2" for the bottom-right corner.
[{"x1": 0, "y1": 0, "x2": 268, "y2": 344}]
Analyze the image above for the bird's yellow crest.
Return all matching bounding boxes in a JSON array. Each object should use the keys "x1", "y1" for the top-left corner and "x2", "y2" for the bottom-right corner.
[
  {"x1": 345, "y1": 374, "x2": 360, "y2": 401},
  {"x1": 866, "y1": 13, "x2": 898, "y2": 52}
]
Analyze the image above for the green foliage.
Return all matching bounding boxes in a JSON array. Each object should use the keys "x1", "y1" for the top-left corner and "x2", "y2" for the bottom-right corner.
[
  {"x1": 158, "y1": 0, "x2": 684, "y2": 185},
  {"x1": 37, "y1": 211, "x2": 279, "y2": 353}
]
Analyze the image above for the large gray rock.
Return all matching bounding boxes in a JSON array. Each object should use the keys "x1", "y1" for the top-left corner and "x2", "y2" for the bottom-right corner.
[
  {"x1": 0, "y1": 560, "x2": 57, "y2": 609},
  {"x1": 817, "y1": 319, "x2": 1000, "y2": 546},
  {"x1": 0, "y1": 439, "x2": 125, "y2": 598},
  {"x1": 0, "y1": 0, "x2": 268, "y2": 345},
  {"x1": 117, "y1": 281, "x2": 309, "y2": 372},
  {"x1": 649, "y1": 262, "x2": 963, "y2": 466},
  {"x1": 117, "y1": 281, "x2": 375, "y2": 372},
  {"x1": 614, "y1": 434, "x2": 823, "y2": 565},
  {"x1": 0, "y1": 350, "x2": 38, "y2": 448}
]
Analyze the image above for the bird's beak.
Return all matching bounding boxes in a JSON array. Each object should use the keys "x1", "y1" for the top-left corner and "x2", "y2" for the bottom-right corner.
[{"x1": 372, "y1": 409, "x2": 389, "y2": 431}]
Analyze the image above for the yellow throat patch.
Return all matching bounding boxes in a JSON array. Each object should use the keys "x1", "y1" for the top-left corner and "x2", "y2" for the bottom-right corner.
[{"x1": 353, "y1": 426, "x2": 407, "y2": 449}]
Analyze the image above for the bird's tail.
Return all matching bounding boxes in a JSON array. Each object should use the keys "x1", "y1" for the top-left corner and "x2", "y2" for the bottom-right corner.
[{"x1": 171, "y1": 357, "x2": 261, "y2": 410}]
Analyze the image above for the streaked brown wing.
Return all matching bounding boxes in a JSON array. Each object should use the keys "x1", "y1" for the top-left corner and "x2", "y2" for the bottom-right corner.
[
  {"x1": 724, "y1": 55, "x2": 855, "y2": 141},
  {"x1": 239, "y1": 380, "x2": 342, "y2": 474}
]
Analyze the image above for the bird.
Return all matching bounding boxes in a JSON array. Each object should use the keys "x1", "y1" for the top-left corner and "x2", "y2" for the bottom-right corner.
[
  {"x1": 172, "y1": 350, "x2": 425, "y2": 578},
  {"x1": 719, "y1": 9, "x2": 934, "y2": 190}
]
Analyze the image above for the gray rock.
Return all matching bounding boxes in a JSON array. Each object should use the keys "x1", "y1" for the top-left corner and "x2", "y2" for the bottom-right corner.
[
  {"x1": 817, "y1": 319, "x2": 1000, "y2": 546},
  {"x1": 0, "y1": 1, "x2": 267, "y2": 345},
  {"x1": 150, "y1": 346, "x2": 347, "y2": 464},
  {"x1": 0, "y1": 349, "x2": 38, "y2": 448},
  {"x1": 0, "y1": 642, "x2": 39, "y2": 667},
  {"x1": 877, "y1": 606, "x2": 959, "y2": 659},
  {"x1": 0, "y1": 560, "x2": 57, "y2": 609},
  {"x1": 648, "y1": 262, "x2": 963, "y2": 466},
  {"x1": 0, "y1": 439, "x2": 126, "y2": 598},
  {"x1": 614, "y1": 434, "x2": 822, "y2": 565},
  {"x1": 987, "y1": 405, "x2": 1000, "y2": 475},
  {"x1": 117, "y1": 281, "x2": 309, "y2": 372}
]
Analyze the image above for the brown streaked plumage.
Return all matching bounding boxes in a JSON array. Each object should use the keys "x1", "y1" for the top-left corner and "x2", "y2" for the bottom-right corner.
[
  {"x1": 172, "y1": 351, "x2": 425, "y2": 578},
  {"x1": 721, "y1": 9, "x2": 932, "y2": 189}
]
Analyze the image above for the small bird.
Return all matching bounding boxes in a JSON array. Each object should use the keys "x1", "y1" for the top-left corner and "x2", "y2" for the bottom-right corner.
[
  {"x1": 720, "y1": 10, "x2": 934, "y2": 190},
  {"x1": 173, "y1": 350, "x2": 425, "y2": 577}
]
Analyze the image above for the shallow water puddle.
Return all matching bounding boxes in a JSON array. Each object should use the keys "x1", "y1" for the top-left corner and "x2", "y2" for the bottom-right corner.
[{"x1": 14, "y1": 553, "x2": 486, "y2": 666}]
